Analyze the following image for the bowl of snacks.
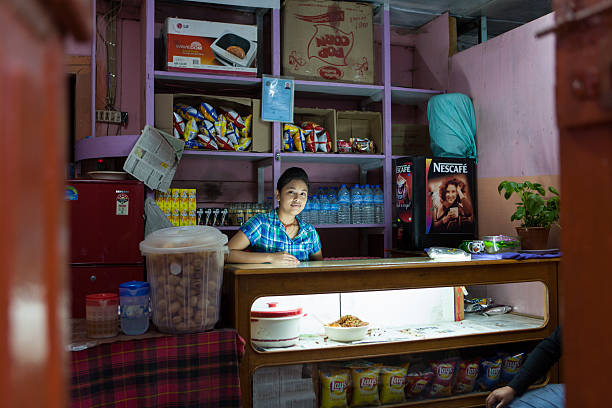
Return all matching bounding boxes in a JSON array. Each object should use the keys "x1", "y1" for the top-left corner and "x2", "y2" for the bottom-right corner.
[{"x1": 324, "y1": 315, "x2": 370, "y2": 342}]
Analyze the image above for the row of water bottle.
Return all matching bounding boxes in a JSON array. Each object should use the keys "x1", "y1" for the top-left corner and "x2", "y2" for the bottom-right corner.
[{"x1": 300, "y1": 184, "x2": 384, "y2": 225}]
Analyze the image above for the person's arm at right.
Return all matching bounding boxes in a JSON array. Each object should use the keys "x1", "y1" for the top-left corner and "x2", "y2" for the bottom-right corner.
[
  {"x1": 227, "y1": 231, "x2": 299, "y2": 265},
  {"x1": 506, "y1": 326, "x2": 562, "y2": 396}
]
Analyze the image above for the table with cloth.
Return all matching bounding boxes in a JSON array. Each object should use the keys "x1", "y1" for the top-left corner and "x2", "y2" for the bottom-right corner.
[{"x1": 69, "y1": 320, "x2": 245, "y2": 407}]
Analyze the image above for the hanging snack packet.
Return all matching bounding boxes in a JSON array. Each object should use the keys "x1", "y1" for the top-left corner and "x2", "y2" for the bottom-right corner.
[
  {"x1": 183, "y1": 118, "x2": 199, "y2": 141},
  {"x1": 199, "y1": 102, "x2": 218, "y2": 122},
  {"x1": 454, "y1": 359, "x2": 480, "y2": 394},
  {"x1": 428, "y1": 360, "x2": 457, "y2": 397},
  {"x1": 219, "y1": 107, "x2": 245, "y2": 129},
  {"x1": 337, "y1": 139, "x2": 352, "y2": 153},
  {"x1": 477, "y1": 358, "x2": 502, "y2": 391},
  {"x1": 501, "y1": 353, "x2": 525, "y2": 384},
  {"x1": 241, "y1": 114, "x2": 252, "y2": 139},
  {"x1": 235, "y1": 137, "x2": 252, "y2": 151},
  {"x1": 350, "y1": 366, "x2": 381, "y2": 407},
  {"x1": 379, "y1": 366, "x2": 407, "y2": 405},
  {"x1": 197, "y1": 133, "x2": 218, "y2": 150},
  {"x1": 319, "y1": 368, "x2": 350, "y2": 408},
  {"x1": 316, "y1": 129, "x2": 332, "y2": 152},
  {"x1": 173, "y1": 112, "x2": 185, "y2": 139},
  {"x1": 405, "y1": 370, "x2": 434, "y2": 398}
]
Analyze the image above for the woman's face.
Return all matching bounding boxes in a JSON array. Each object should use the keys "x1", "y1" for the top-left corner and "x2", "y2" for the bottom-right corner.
[
  {"x1": 276, "y1": 179, "x2": 308, "y2": 216},
  {"x1": 445, "y1": 184, "x2": 458, "y2": 204}
]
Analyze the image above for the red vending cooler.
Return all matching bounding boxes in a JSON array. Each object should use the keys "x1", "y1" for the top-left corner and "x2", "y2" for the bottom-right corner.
[{"x1": 66, "y1": 180, "x2": 145, "y2": 317}]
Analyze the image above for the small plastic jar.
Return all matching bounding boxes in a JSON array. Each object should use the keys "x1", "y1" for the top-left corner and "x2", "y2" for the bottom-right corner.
[
  {"x1": 85, "y1": 293, "x2": 119, "y2": 338},
  {"x1": 119, "y1": 281, "x2": 150, "y2": 335}
]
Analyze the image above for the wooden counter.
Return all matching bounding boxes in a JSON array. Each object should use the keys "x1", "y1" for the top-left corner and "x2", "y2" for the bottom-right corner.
[{"x1": 223, "y1": 257, "x2": 559, "y2": 407}]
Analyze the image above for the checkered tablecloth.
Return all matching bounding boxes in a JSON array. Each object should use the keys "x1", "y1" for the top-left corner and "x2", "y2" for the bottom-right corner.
[{"x1": 71, "y1": 329, "x2": 245, "y2": 408}]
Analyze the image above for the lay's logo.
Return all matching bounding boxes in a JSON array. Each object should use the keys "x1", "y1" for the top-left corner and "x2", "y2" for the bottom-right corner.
[
  {"x1": 359, "y1": 376, "x2": 377, "y2": 389},
  {"x1": 438, "y1": 365, "x2": 453, "y2": 379},
  {"x1": 504, "y1": 359, "x2": 521, "y2": 372},
  {"x1": 488, "y1": 366, "x2": 501, "y2": 378},
  {"x1": 330, "y1": 380, "x2": 346, "y2": 393},
  {"x1": 466, "y1": 365, "x2": 479, "y2": 378},
  {"x1": 389, "y1": 376, "x2": 404, "y2": 386}
]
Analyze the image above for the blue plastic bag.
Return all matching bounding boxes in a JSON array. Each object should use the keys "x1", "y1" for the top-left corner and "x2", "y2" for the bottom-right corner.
[{"x1": 427, "y1": 93, "x2": 477, "y2": 160}]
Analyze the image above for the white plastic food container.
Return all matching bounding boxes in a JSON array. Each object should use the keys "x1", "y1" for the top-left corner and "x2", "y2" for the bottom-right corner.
[
  {"x1": 324, "y1": 324, "x2": 370, "y2": 342},
  {"x1": 251, "y1": 301, "x2": 303, "y2": 348},
  {"x1": 139, "y1": 226, "x2": 228, "y2": 334}
]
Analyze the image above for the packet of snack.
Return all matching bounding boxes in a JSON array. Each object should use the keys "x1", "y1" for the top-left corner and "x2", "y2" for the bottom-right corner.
[
  {"x1": 351, "y1": 137, "x2": 374, "y2": 153},
  {"x1": 183, "y1": 118, "x2": 199, "y2": 141},
  {"x1": 379, "y1": 366, "x2": 407, "y2": 405},
  {"x1": 292, "y1": 128, "x2": 306, "y2": 153},
  {"x1": 477, "y1": 357, "x2": 502, "y2": 391},
  {"x1": 197, "y1": 133, "x2": 218, "y2": 150},
  {"x1": 225, "y1": 128, "x2": 239, "y2": 146},
  {"x1": 219, "y1": 107, "x2": 245, "y2": 129},
  {"x1": 213, "y1": 133, "x2": 234, "y2": 151},
  {"x1": 283, "y1": 124, "x2": 300, "y2": 152},
  {"x1": 215, "y1": 115, "x2": 227, "y2": 138},
  {"x1": 173, "y1": 112, "x2": 185, "y2": 139},
  {"x1": 302, "y1": 128, "x2": 316, "y2": 152},
  {"x1": 316, "y1": 129, "x2": 332, "y2": 152},
  {"x1": 199, "y1": 102, "x2": 218, "y2": 123},
  {"x1": 405, "y1": 370, "x2": 434, "y2": 398},
  {"x1": 337, "y1": 139, "x2": 352, "y2": 153},
  {"x1": 500, "y1": 353, "x2": 525, "y2": 384},
  {"x1": 428, "y1": 360, "x2": 457, "y2": 397},
  {"x1": 235, "y1": 137, "x2": 252, "y2": 151},
  {"x1": 319, "y1": 368, "x2": 350, "y2": 408},
  {"x1": 241, "y1": 114, "x2": 252, "y2": 139},
  {"x1": 350, "y1": 366, "x2": 380, "y2": 407},
  {"x1": 199, "y1": 120, "x2": 216, "y2": 139},
  {"x1": 178, "y1": 105, "x2": 205, "y2": 123},
  {"x1": 453, "y1": 359, "x2": 480, "y2": 394},
  {"x1": 184, "y1": 139, "x2": 204, "y2": 150}
]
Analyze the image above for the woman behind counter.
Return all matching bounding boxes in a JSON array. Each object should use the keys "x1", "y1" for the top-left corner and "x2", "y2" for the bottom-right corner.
[{"x1": 227, "y1": 167, "x2": 323, "y2": 265}]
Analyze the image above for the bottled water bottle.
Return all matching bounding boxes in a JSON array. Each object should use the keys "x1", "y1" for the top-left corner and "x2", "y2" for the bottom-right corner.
[
  {"x1": 350, "y1": 184, "x2": 362, "y2": 224},
  {"x1": 319, "y1": 188, "x2": 329, "y2": 224},
  {"x1": 363, "y1": 184, "x2": 374, "y2": 224},
  {"x1": 375, "y1": 185, "x2": 384, "y2": 224},
  {"x1": 310, "y1": 195, "x2": 320, "y2": 225},
  {"x1": 337, "y1": 184, "x2": 351, "y2": 224},
  {"x1": 301, "y1": 196, "x2": 311, "y2": 224},
  {"x1": 328, "y1": 187, "x2": 339, "y2": 224}
]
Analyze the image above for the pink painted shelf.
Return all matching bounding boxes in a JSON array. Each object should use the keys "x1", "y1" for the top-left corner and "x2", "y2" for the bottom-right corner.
[
  {"x1": 391, "y1": 86, "x2": 443, "y2": 104},
  {"x1": 154, "y1": 70, "x2": 262, "y2": 87}
]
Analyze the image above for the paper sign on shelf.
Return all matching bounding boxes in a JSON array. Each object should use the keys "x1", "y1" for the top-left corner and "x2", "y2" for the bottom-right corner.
[
  {"x1": 123, "y1": 125, "x2": 185, "y2": 193},
  {"x1": 261, "y1": 75, "x2": 294, "y2": 123}
]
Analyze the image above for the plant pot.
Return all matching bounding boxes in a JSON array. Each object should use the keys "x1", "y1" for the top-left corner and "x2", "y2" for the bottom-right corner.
[{"x1": 515, "y1": 227, "x2": 550, "y2": 250}]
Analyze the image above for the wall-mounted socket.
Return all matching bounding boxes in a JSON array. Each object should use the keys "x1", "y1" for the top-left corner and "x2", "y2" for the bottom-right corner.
[{"x1": 96, "y1": 110, "x2": 122, "y2": 124}]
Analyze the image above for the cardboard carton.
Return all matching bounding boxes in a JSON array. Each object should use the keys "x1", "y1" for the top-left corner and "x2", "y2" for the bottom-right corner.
[
  {"x1": 163, "y1": 18, "x2": 257, "y2": 76},
  {"x1": 282, "y1": 0, "x2": 374, "y2": 84},
  {"x1": 336, "y1": 110, "x2": 382, "y2": 154},
  {"x1": 155, "y1": 93, "x2": 271, "y2": 152},
  {"x1": 285, "y1": 108, "x2": 337, "y2": 153}
]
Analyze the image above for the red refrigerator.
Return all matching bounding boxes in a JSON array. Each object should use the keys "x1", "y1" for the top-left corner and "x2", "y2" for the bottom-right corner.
[{"x1": 66, "y1": 179, "x2": 145, "y2": 317}]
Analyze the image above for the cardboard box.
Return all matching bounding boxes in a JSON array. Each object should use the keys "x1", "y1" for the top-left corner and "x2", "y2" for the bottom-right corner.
[
  {"x1": 284, "y1": 108, "x2": 336, "y2": 153},
  {"x1": 336, "y1": 110, "x2": 382, "y2": 154},
  {"x1": 392, "y1": 123, "x2": 431, "y2": 156},
  {"x1": 282, "y1": 0, "x2": 375, "y2": 84},
  {"x1": 163, "y1": 18, "x2": 257, "y2": 76},
  {"x1": 155, "y1": 93, "x2": 271, "y2": 152}
]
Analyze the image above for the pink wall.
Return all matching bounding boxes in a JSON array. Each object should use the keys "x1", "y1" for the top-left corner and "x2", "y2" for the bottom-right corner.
[
  {"x1": 414, "y1": 13, "x2": 450, "y2": 91},
  {"x1": 448, "y1": 13, "x2": 558, "y2": 179}
]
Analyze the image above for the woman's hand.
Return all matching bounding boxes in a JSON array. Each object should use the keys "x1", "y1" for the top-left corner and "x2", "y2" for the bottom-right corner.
[
  {"x1": 268, "y1": 251, "x2": 300, "y2": 265},
  {"x1": 485, "y1": 386, "x2": 516, "y2": 408}
]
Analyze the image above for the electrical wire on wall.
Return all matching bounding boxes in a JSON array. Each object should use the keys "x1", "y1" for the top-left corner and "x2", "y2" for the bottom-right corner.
[{"x1": 96, "y1": 0, "x2": 123, "y2": 135}]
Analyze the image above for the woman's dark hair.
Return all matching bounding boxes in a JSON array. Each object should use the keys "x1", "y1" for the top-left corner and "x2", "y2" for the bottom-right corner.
[
  {"x1": 439, "y1": 177, "x2": 463, "y2": 202},
  {"x1": 277, "y1": 167, "x2": 309, "y2": 192}
]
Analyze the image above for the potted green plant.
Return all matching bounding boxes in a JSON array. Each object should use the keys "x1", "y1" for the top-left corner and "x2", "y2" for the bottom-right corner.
[{"x1": 497, "y1": 181, "x2": 560, "y2": 250}]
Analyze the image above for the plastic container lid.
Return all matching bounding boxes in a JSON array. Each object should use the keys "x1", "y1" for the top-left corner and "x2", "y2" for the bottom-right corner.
[
  {"x1": 86, "y1": 293, "x2": 118, "y2": 306},
  {"x1": 119, "y1": 281, "x2": 150, "y2": 297},
  {"x1": 139, "y1": 226, "x2": 228, "y2": 255},
  {"x1": 251, "y1": 301, "x2": 303, "y2": 318}
]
